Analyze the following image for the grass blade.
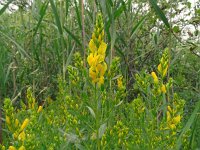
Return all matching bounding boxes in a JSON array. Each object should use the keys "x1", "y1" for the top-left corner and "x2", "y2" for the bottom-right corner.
[
  {"x1": 49, "y1": 0, "x2": 63, "y2": 35},
  {"x1": 33, "y1": 1, "x2": 49, "y2": 37},
  {"x1": 130, "y1": 15, "x2": 147, "y2": 39},
  {"x1": 176, "y1": 100, "x2": 200, "y2": 149},
  {"x1": 63, "y1": 27, "x2": 81, "y2": 46}
]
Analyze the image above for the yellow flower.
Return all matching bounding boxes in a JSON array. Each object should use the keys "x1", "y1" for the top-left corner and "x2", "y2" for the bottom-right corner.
[
  {"x1": 8, "y1": 146, "x2": 16, "y2": 150},
  {"x1": 18, "y1": 146, "x2": 26, "y2": 150},
  {"x1": 20, "y1": 118, "x2": 29, "y2": 132},
  {"x1": 87, "y1": 53, "x2": 99, "y2": 67},
  {"x1": 169, "y1": 124, "x2": 176, "y2": 130},
  {"x1": 167, "y1": 111, "x2": 171, "y2": 122},
  {"x1": 18, "y1": 131, "x2": 26, "y2": 141},
  {"x1": 98, "y1": 76, "x2": 104, "y2": 86},
  {"x1": 98, "y1": 42, "x2": 107, "y2": 55},
  {"x1": 167, "y1": 106, "x2": 172, "y2": 112},
  {"x1": 157, "y1": 64, "x2": 162, "y2": 73},
  {"x1": 151, "y1": 72, "x2": 159, "y2": 84},
  {"x1": 173, "y1": 115, "x2": 181, "y2": 125},
  {"x1": 117, "y1": 76, "x2": 123, "y2": 89},
  {"x1": 13, "y1": 132, "x2": 18, "y2": 140},
  {"x1": 6, "y1": 115, "x2": 11, "y2": 125},
  {"x1": 89, "y1": 68, "x2": 97, "y2": 81},
  {"x1": 89, "y1": 39, "x2": 97, "y2": 53},
  {"x1": 162, "y1": 65, "x2": 168, "y2": 77},
  {"x1": 96, "y1": 62, "x2": 107, "y2": 76},
  {"x1": 15, "y1": 119, "x2": 19, "y2": 127},
  {"x1": 37, "y1": 106, "x2": 43, "y2": 113},
  {"x1": 161, "y1": 84, "x2": 167, "y2": 93}
]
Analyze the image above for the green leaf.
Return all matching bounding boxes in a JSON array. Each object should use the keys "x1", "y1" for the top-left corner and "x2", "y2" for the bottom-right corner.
[
  {"x1": 131, "y1": 15, "x2": 147, "y2": 38},
  {"x1": 86, "y1": 106, "x2": 96, "y2": 119},
  {"x1": 74, "y1": 0, "x2": 82, "y2": 30},
  {"x1": 149, "y1": 0, "x2": 170, "y2": 28},
  {"x1": 98, "y1": 123, "x2": 107, "y2": 138}
]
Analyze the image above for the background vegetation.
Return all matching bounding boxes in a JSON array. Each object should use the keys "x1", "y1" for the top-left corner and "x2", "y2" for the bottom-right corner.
[{"x1": 0, "y1": 0, "x2": 200, "y2": 149}]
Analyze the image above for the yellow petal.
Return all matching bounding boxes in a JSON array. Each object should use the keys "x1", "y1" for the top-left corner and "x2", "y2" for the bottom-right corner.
[
  {"x1": 37, "y1": 106, "x2": 43, "y2": 113},
  {"x1": 6, "y1": 116, "x2": 11, "y2": 125},
  {"x1": 157, "y1": 64, "x2": 162, "y2": 73},
  {"x1": 18, "y1": 146, "x2": 26, "y2": 150},
  {"x1": 89, "y1": 39, "x2": 97, "y2": 53},
  {"x1": 20, "y1": 118, "x2": 29, "y2": 132},
  {"x1": 18, "y1": 131, "x2": 26, "y2": 141},
  {"x1": 167, "y1": 111, "x2": 171, "y2": 122},
  {"x1": 162, "y1": 65, "x2": 168, "y2": 77},
  {"x1": 161, "y1": 84, "x2": 167, "y2": 93},
  {"x1": 167, "y1": 106, "x2": 172, "y2": 112},
  {"x1": 173, "y1": 115, "x2": 181, "y2": 125},
  {"x1": 98, "y1": 76, "x2": 104, "y2": 86},
  {"x1": 169, "y1": 124, "x2": 176, "y2": 130},
  {"x1": 151, "y1": 72, "x2": 159, "y2": 84},
  {"x1": 89, "y1": 68, "x2": 97, "y2": 81},
  {"x1": 98, "y1": 42, "x2": 107, "y2": 55},
  {"x1": 9, "y1": 146, "x2": 16, "y2": 150}
]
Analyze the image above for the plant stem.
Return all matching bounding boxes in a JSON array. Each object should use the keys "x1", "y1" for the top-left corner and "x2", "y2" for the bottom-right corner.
[{"x1": 95, "y1": 84, "x2": 100, "y2": 150}]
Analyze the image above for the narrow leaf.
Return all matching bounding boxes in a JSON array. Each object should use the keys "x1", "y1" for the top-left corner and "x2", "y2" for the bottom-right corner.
[
  {"x1": 63, "y1": 27, "x2": 82, "y2": 46},
  {"x1": 86, "y1": 106, "x2": 96, "y2": 119},
  {"x1": 131, "y1": 15, "x2": 147, "y2": 39},
  {"x1": 49, "y1": 0, "x2": 63, "y2": 35},
  {"x1": 99, "y1": 123, "x2": 107, "y2": 138}
]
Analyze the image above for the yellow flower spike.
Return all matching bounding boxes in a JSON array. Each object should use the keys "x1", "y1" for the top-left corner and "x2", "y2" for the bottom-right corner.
[
  {"x1": 8, "y1": 146, "x2": 16, "y2": 150},
  {"x1": 6, "y1": 115, "x2": 11, "y2": 125},
  {"x1": 20, "y1": 119, "x2": 29, "y2": 132},
  {"x1": 173, "y1": 115, "x2": 181, "y2": 125},
  {"x1": 18, "y1": 146, "x2": 26, "y2": 150},
  {"x1": 161, "y1": 84, "x2": 167, "y2": 93},
  {"x1": 37, "y1": 106, "x2": 43, "y2": 113},
  {"x1": 18, "y1": 131, "x2": 26, "y2": 141},
  {"x1": 151, "y1": 72, "x2": 159, "y2": 84}
]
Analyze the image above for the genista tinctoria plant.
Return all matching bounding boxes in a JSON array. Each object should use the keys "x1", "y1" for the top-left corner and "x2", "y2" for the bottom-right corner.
[
  {"x1": 126, "y1": 48, "x2": 188, "y2": 149},
  {"x1": 87, "y1": 13, "x2": 107, "y2": 87}
]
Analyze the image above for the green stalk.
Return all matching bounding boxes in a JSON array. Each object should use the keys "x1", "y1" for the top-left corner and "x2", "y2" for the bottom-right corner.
[{"x1": 95, "y1": 84, "x2": 100, "y2": 150}]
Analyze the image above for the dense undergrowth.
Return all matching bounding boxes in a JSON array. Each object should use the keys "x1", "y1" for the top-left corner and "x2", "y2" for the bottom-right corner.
[{"x1": 0, "y1": 0, "x2": 200, "y2": 150}]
